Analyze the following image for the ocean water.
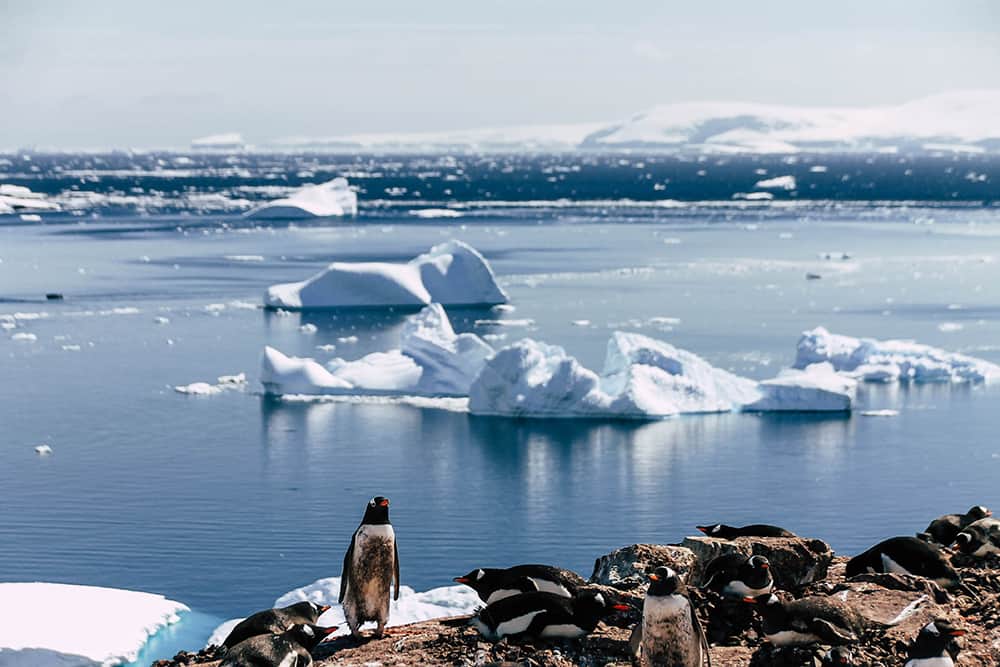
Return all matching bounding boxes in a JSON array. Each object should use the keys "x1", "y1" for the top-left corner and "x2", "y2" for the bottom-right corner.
[{"x1": 2, "y1": 153, "x2": 1000, "y2": 661}]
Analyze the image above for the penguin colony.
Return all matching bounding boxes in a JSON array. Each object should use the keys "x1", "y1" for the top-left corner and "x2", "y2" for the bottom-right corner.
[{"x1": 213, "y1": 503, "x2": 996, "y2": 666}]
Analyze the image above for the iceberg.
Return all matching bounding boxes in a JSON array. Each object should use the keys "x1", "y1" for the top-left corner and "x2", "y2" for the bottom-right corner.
[
  {"x1": 207, "y1": 577, "x2": 479, "y2": 646},
  {"x1": 261, "y1": 304, "x2": 493, "y2": 397},
  {"x1": 794, "y1": 327, "x2": 1000, "y2": 383},
  {"x1": 245, "y1": 177, "x2": 357, "y2": 219},
  {"x1": 264, "y1": 240, "x2": 507, "y2": 309},
  {"x1": 0, "y1": 582, "x2": 187, "y2": 666},
  {"x1": 743, "y1": 362, "x2": 857, "y2": 412},
  {"x1": 0, "y1": 184, "x2": 61, "y2": 214}
]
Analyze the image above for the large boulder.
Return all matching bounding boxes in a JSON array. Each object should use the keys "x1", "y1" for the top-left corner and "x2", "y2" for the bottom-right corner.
[
  {"x1": 682, "y1": 536, "x2": 834, "y2": 593},
  {"x1": 589, "y1": 544, "x2": 698, "y2": 590}
]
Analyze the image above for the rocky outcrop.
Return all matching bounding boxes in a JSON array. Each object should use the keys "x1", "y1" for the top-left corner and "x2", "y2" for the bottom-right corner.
[
  {"x1": 682, "y1": 535, "x2": 834, "y2": 593},
  {"x1": 589, "y1": 543, "x2": 698, "y2": 590}
]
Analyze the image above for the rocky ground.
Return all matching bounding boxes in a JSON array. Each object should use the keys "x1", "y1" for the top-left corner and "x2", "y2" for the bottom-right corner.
[{"x1": 157, "y1": 538, "x2": 1000, "y2": 667}]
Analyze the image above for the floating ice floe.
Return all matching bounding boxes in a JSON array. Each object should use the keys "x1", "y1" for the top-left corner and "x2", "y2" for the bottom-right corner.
[
  {"x1": 34, "y1": 444, "x2": 52, "y2": 455},
  {"x1": 0, "y1": 582, "x2": 187, "y2": 666},
  {"x1": 409, "y1": 208, "x2": 463, "y2": 218},
  {"x1": 860, "y1": 409, "x2": 900, "y2": 417},
  {"x1": 795, "y1": 327, "x2": 1000, "y2": 383},
  {"x1": 174, "y1": 373, "x2": 247, "y2": 396},
  {"x1": 0, "y1": 184, "x2": 61, "y2": 214},
  {"x1": 207, "y1": 577, "x2": 479, "y2": 646},
  {"x1": 754, "y1": 175, "x2": 797, "y2": 191},
  {"x1": 262, "y1": 304, "x2": 493, "y2": 397},
  {"x1": 10, "y1": 332, "x2": 37, "y2": 342},
  {"x1": 264, "y1": 240, "x2": 508, "y2": 309},
  {"x1": 245, "y1": 177, "x2": 358, "y2": 219}
]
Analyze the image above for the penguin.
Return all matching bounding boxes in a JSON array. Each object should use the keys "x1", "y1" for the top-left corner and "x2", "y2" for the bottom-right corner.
[
  {"x1": 635, "y1": 566, "x2": 710, "y2": 667},
  {"x1": 696, "y1": 524, "x2": 796, "y2": 539},
  {"x1": 744, "y1": 593, "x2": 881, "y2": 647},
  {"x1": 221, "y1": 623, "x2": 337, "y2": 667},
  {"x1": 339, "y1": 495, "x2": 400, "y2": 639},
  {"x1": 922, "y1": 505, "x2": 991, "y2": 545},
  {"x1": 699, "y1": 554, "x2": 773, "y2": 599},
  {"x1": 845, "y1": 537, "x2": 963, "y2": 590},
  {"x1": 453, "y1": 565, "x2": 586, "y2": 603},
  {"x1": 954, "y1": 517, "x2": 1000, "y2": 558},
  {"x1": 904, "y1": 618, "x2": 966, "y2": 667},
  {"x1": 222, "y1": 601, "x2": 331, "y2": 648},
  {"x1": 821, "y1": 646, "x2": 854, "y2": 665},
  {"x1": 471, "y1": 589, "x2": 630, "y2": 641}
]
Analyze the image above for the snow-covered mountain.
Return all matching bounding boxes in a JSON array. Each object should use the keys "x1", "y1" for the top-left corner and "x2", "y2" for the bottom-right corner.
[{"x1": 267, "y1": 91, "x2": 1000, "y2": 153}]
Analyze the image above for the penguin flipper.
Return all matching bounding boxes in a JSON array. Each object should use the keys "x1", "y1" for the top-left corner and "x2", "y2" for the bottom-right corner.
[
  {"x1": 808, "y1": 618, "x2": 856, "y2": 644},
  {"x1": 393, "y1": 540, "x2": 401, "y2": 601},
  {"x1": 690, "y1": 599, "x2": 711, "y2": 667},
  {"x1": 628, "y1": 622, "x2": 642, "y2": 658},
  {"x1": 521, "y1": 610, "x2": 555, "y2": 638},
  {"x1": 339, "y1": 536, "x2": 355, "y2": 603}
]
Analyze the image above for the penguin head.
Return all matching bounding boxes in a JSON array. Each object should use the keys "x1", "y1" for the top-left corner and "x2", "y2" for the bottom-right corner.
[
  {"x1": 286, "y1": 600, "x2": 332, "y2": 622},
  {"x1": 822, "y1": 646, "x2": 853, "y2": 665},
  {"x1": 742, "y1": 555, "x2": 773, "y2": 587},
  {"x1": 646, "y1": 566, "x2": 682, "y2": 597},
  {"x1": 920, "y1": 618, "x2": 966, "y2": 639},
  {"x1": 286, "y1": 623, "x2": 338, "y2": 650},
  {"x1": 573, "y1": 589, "x2": 631, "y2": 618},
  {"x1": 954, "y1": 530, "x2": 976, "y2": 554},
  {"x1": 968, "y1": 505, "x2": 991, "y2": 520},
  {"x1": 361, "y1": 496, "x2": 391, "y2": 524},
  {"x1": 697, "y1": 524, "x2": 724, "y2": 537},
  {"x1": 453, "y1": 568, "x2": 495, "y2": 595}
]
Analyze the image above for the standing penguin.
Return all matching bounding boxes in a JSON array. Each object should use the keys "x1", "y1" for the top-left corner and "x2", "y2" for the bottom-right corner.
[
  {"x1": 222, "y1": 601, "x2": 331, "y2": 648},
  {"x1": 904, "y1": 618, "x2": 966, "y2": 667},
  {"x1": 221, "y1": 624, "x2": 337, "y2": 667},
  {"x1": 339, "y1": 495, "x2": 400, "y2": 639},
  {"x1": 699, "y1": 554, "x2": 773, "y2": 599},
  {"x1": 636, "y1": 566, "x2": 710, "y2": 667}
]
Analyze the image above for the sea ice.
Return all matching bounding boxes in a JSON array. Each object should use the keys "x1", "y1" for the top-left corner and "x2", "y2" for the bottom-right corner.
[
  {"x1": 245, "y1": 178, "x2": 358, "y2": 219},
  {"x1": 0, "y1": 582, "x2": 187, "y2": 666},
  {"x1": 34, "y1": 444, "x2": 52, "y2": 455},
  {"x1": 0, "y1": 184, "x2": 61, "y2": 213},
  {"x1": 264, "y1": 240, "x2": 507, "y2": 309},
  {"x1": 754, "y1": 175, "x2": 797, "y2": 190}
]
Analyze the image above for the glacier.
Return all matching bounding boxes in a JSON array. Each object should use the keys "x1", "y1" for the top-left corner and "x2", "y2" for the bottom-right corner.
[
  {"x1": 264, "y1": 240, "x2": 508, "y2": 309},
  {"x1": 245, "y1": 177, "x2": 357, "y2": 219}
]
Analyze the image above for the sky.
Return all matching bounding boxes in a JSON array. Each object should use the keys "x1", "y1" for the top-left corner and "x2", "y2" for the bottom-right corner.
[{"x1": 3, "y1": 0, "x2": 1000, "y2": 148}]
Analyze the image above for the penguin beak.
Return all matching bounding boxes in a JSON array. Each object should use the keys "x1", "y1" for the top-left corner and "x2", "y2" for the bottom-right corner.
[
  {"x1": 379, "y1": 499, "x2": 389, "y2": 507},
  {"x1": 611, "y1": 604, "x2": 631, "y2": 612},
  {"x1": 453, "y1": 576, "x2": 470, "y2": 584},
  {"x1": 648, "y1": 573, "x2": 660, "y2": 582},
  {"x1": 742, "y1": 597, "x2": 757, "y2": 604},
  {"x1": 319, "y1": 604, "x2": 331, "y2": 613},
  {"x1": 759, "y1": 562, "x2": 769, "y2": 569},
  {"x1": 949, "y1": 628, "x2": 967, "y2": 637},
  {"x1": 320, "y1": 626, "x2": 338, "y2": 640},
  {"x1": 696, "y1": 526, "x2": 709, "y2": 534}
]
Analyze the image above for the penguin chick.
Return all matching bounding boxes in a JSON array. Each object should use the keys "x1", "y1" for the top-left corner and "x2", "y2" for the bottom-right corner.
[
  {"x1": 222, "y1": 601, "x2": 331, "y2": 648},
  {"x1": 700, "y1": 553, "x2": 773, "y2": 599},
  {"x1": 904, "y1": 618, "x2": 966, "y2": 667},
  {"x1": 471, "y1": 589, "x2": 629, "y2": 641},
  {"x1": 453, "y1": 564, "x2": 585, "y2": 603},
  {"x1": 339, "y1": 495, "x2": 400, "y2": 639},
  {"x1": 696, "y1": 524, "x2": 796, "y2": 539},
  {"x1": 637, "y1": 566, "x2": 710, "y2": 667},
  {"x1": 221, "y1": 624, "x2": 337, "y2": 667}
]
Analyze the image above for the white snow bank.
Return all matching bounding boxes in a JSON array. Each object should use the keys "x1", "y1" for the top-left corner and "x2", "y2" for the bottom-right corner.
[
  {"x1": 208, "y1": 577, "x2": 478, "y2": 646},
  {"x1": 743, "y1": 362, "x2": 857, "y2": 412},
  {"x1": 245, "y1": 178, "x2": 357, "y2": 219},
  {"x1": 264, "y1": 240, "x2": 507, "y2": 309},
  {"x1": 795, "y1": 327, "x2": 1000, "y2": 383},
  {"x1": 0, "y1": 582, "x2": 187, "y2": 666},
  {"x1": 0, "y1": 184, "x2": 61, "y2": 213},
  {"x1": 261, "y1": 304, "x2": 493, "y2": 397}
]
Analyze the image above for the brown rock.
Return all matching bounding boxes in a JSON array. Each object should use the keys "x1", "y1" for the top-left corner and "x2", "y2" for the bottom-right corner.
[
  {"x1": 588, "y1": 543, "x2": 697, "y2": 590},
  {"x1": 682, "y1": 535, "x2": 833, "y2": 593}
]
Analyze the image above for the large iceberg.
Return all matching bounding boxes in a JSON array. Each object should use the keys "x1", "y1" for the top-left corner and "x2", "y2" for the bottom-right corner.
[
  {"x1": 207, "y1": 577, "x2": 479, "y2": 646},
  {"x1": 264, "y1": 240, "x2": 508, "y2": 309},
  {"x1": 795, "y1": 327, "x2": 1000, "y2": 383},
  {"x1": 261, "y1": 304, "x2": 493, "y2": 397},
  {"x1": 0, "y1": 582, "x2": 187, "y2": 666},
  {"x1": 743, "y1": 362, "x2": 857, "y2": 412},
  {"x1": 245, "y1": 177, "x2": 358, "y2": 219}
]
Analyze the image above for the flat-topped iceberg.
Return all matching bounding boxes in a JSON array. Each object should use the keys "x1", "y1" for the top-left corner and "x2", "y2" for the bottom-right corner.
[
  {"x1": 0, "y1": 184, "x2": 61, "y2": 214},
  {"x1": 795, "y1": 327, "x2": 1000, "y2": 383},
  {"x1": 743, "y1": 362, "x2": 857, "y2": 412},
  {"x1": 207, "y1": 577, "x2": 479, "y2": 646},
  {"x1": 261, "y1": 304, "x2": 493, "y2": 397},
  {"x1": 246, "y1": 177, "x2": 358, "y2": 219},
  {"x1": 264, "y1": 240, "x2": 508, "y2": 309},
  {"x1": 0, "y1": 582, "x2": 187, "y2": 666}
]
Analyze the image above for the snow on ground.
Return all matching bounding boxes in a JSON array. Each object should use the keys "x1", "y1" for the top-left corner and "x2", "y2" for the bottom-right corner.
[
  {"x1": 264, "y1": 240, "x2": 507, "y2": 309},
  {"x1": 0, "y1": 582, "x2": 187, "y2": 666},
  {"x1": 794, "y1": 327, "x2": 1000, "y2": 383},
  {"x1": 245, "y1": 177, "x2": 357, "y2": 219},
  {"x1": 207, "y1": 578, "x2": 479, "y2": 646}
]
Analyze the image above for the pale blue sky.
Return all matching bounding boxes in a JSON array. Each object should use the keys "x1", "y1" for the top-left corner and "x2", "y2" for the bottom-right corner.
[{"x1": 3, "y1": 1, "x2": 1000, "y2": 148}]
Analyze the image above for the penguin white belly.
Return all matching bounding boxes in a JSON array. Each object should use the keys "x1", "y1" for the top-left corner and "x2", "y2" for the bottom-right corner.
[
  {"x1": 722, "y1": 579, "x2": 771, "y2": 598},
  {"x1": 765, "y1": 630, "x2": 822, "y2": 646},
  {"x1": 486, "y1": 588, "x2": 525, "y2": 604},
  {"x1": 538, "y1": 623, "x2": 586, "y2": 638},
  {"x1": 881, "y1": 552, "x2": 912, "y2": 575},
  {"x1": 348, "y1": 524, "x2": 395, "y2": 623},
  {"x1": 494, "y1": 610, "x2": 544, "y2": 638},
  {"x1": 528, "y1": 577, "x2": 572, "y2": 597},
  {"x1": 904, "y1": 658, "x2": 954, "y2": 667},
  {"x1": 641, "y1": 595, "x2": 699, "y2": 666}
]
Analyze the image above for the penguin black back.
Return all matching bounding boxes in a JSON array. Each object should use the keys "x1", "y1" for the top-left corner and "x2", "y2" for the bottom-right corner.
[
  {"x1": 472, "y1": 589, "x2": 628, "y2": 641},
  {"x1": 924, "y1": 505, "x2": 991, "y2": 545},
  {"x1": 696, "y1": 523, "x2": 796, "y2": 539},
  {"x1": 221, "y1": 623, "x2": 337, "y2": 667},
  {"x1": 746, "y1": 593, "x2": 877, "y2": 646},
  {"x1": 905, "y1": 618, "x2": 966, "y2": 665},
  {"x1": 454, "y1": 564, "x2": 585, "y2": 603},
  {"x1": 700, "y1": 553, "x2": 772, "y2": 599},
  {"x1": 845, "y1": 536, "x2": 962, "y2": 589},
  {"x1": 222, "y1": 601, "x2": 331, "y2": 648}
]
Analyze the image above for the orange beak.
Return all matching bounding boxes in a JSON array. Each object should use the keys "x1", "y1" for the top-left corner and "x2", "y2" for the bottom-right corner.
[
  {"x1": 743, "y1": 597, "x2": 757, "y2": 604},
  {"x1": 648, "y1": 573, "x2": 660, "y2": 582},
  {"x1": 319, "y1": 604, "x2": 331, "y2": 613},
  {"x1": 454, "y1": 576, "x2": 470, "y2": 584},
  {"x1": 950, "y1": 629, "x2": 967, "y2": 637},
  {"x1": 612, "y1": 604, "x2": 631, "y2": 612},
  {"x1": 379, "y1": 499, "x2": 389, "y2": 507}
]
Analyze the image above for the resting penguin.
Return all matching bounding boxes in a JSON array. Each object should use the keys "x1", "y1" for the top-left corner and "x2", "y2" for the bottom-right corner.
[
  {"x1": 222, "y1": 601, "x2": 331, "y2": 648},
  {"x1": 955, "y1": 517, "x2": 1000, "y2": 557},
  {"x1": 699, "y1": 553, "x2": 773, "y2": 599},
  {"x1": 339, "y1": 495, "x2": 400, "y2": 639},
  {"x1": 845, "y1": 537, "x2": 963, "y2": 590},
  {"x1": 453, "y1": 564, "x2": 586, "y2": 603},
  {"x1": 821, "y1": 646, "x2": 854, "y2": 665},
  {"x1": 904, "y1": 618, "x2": 966, "y2": 667},
  {"x1": 634, "y1": 566, "x2": 710, "y2": 667},
  {"x1": 696, "y1": 523, "x2": 796, "y2": 539},
  {"x1": 471, "y1": 589, "x2": 629, "y2": 641},
  {"x1": 922, "y1": 505, "x2": 991, "y2": 545},
  {"x1": 221, "y1": 624, "x2": 337, "y2": 667},
  {"x1": 744, "y1": 593, "x2": 883, "y2": 647}
]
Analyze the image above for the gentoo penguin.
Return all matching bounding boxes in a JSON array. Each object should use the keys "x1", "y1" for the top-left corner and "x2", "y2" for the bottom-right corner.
[
  {"x1": 904, "y1": 618, "x2": 966, "y2": 667},
  {"x1": 955, "y1": 517, "x2": 1000, "y2": 557},
  {"x1": 636, "y1": 566, "x2": 710, "y2": 667},
  {"x1": 453, "y1": 565, "x2": 586, "y2": 603},
  {"x1": 221, "y1": 624, "x2": 337, "y2": 667},
  {"x1": 922, "y1": 505, "x2": 991, "y2": 545},
  {"x1": 821, "y1": 646, "x2": 854, "y2": 665},
  {"x1": 696, "y1": 524, "x2": 795, "y2": 539},
  {"x1": 339, "y1": 495, "x2": 400, "y2": 639},
  {"x1": 699, "y1": 554, "x2": 773, "y2": 600},
  {"x1": 744, "y1": 593, "x2": 879, "y2": 646},
  {"x1": 471, "y1": 589, "x2": 629, "y2": 641},
  {"x1": 845, "y1": 537, "x2": 963, "y2": 590},
  {"x1": 222, "y1": 601, "x2": 331, "y2": 648}
]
